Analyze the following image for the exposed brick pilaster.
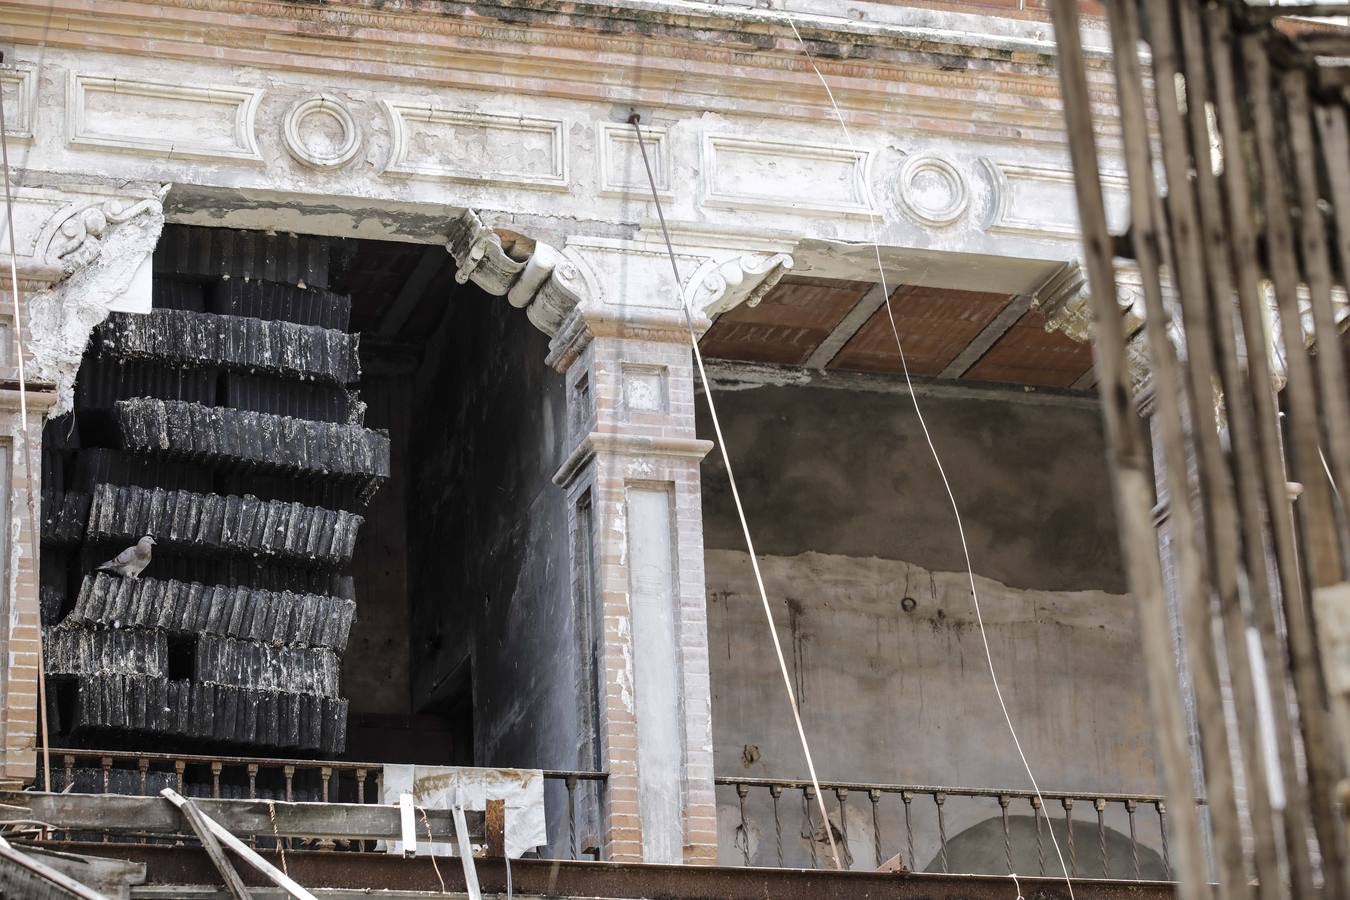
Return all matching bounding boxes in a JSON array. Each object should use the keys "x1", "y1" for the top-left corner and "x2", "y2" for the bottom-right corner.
[{"x1": 554, "y1": 309, "x2": 717, "y2": 865}]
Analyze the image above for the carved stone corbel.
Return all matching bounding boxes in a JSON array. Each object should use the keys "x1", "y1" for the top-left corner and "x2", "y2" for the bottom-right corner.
[
  {"x1": 26, "y1": 185, "x2": 170, "y2": 413},
  {"x1": 444, "y1": 209, "x2": 587, "y2": 338},
  {"x1": 40, "y1": 188, "x2": 170, "y2": 275},
  {"x1": 682, "y1": 252, "x2": 793, "y2": 319}
]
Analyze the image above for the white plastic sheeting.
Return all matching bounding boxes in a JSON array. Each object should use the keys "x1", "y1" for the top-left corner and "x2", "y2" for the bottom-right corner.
[{"x1": 380, "y1": 765, "x2": 546, "y2": 859}]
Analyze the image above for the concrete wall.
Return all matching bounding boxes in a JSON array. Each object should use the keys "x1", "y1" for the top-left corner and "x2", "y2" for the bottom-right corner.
[
  {"x1": 697, "y1": 375, "x2": 1161, "y2": 869},
  {"x1": 405, "y1": 293, "x2": 582, "y2": 776}
]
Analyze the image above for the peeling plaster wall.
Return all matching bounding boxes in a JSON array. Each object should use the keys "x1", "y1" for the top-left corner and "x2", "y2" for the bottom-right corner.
[
  {"x1": 406, "y1": 293, "x2": 577, "y2": 776},
  {"x1": 698, "y1": 379, "x2": 1160, "y2": 866}
]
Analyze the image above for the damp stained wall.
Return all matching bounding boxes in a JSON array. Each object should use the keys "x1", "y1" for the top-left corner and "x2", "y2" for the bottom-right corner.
[
  {"x1": 405, "y1": 295, "x2": 579, "y2": 776},
  {"x1": 698, "y1": 379, "x2": 1160, "y2": 864}
]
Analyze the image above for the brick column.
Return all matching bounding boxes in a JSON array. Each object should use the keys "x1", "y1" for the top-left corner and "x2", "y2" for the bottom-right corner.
[
  {"x1": 0, "y1": 276, "x2": 58, "y2": 786},
  {"x1": 551, "y1": 310, "x2": 717, "y2": 864}
]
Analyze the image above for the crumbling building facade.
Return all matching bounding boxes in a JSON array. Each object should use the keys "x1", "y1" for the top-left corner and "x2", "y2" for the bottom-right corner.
[{"x1": 0, "y1": 0, "x2": 1166, "y2": 876}]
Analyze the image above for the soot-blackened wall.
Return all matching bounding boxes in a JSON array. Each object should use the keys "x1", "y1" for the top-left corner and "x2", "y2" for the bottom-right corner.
[{"x1": 405, "y1": 295, "x2": 580, "y2": 775}]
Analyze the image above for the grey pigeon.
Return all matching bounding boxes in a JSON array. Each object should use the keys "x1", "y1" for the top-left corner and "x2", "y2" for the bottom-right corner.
[{"x1": 97, "y1": 534, "x2": 156, "y2": 579}]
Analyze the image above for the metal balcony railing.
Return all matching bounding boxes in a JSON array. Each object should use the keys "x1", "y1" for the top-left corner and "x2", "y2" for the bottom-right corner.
[
  {"x1": 32, "y1": 747, "x2": 606, "y2": 858},
  {"x1": 715, "y1": 775, "x2": 1191, "y2": 881}
]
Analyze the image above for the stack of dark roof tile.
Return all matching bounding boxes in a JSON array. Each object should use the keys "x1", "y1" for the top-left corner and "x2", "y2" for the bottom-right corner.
[
  {"x1": 114, "y1": 399, "x2": 389, "y2": 494},
  {"x1": 44, "y1": 626, "x2": 166, "y2": 677},
  {"x1": 69, "y1": 673, "x2": 347, "y2": 754},
  {"x1": 195, "y1": 636, "x2": 340, "y2": 696},
  {"x1": 97, "y1": 309, "x2": 360, "y2": 384},
  {"x1": 42, "y1": 226, "x2": 370, "y2": 759},
  {"x1": 86, "y1": 483, "x2": 362, "y2": 567},
  {"x1": 68, "y1": 573, "x2": 354, "y2": 649}
]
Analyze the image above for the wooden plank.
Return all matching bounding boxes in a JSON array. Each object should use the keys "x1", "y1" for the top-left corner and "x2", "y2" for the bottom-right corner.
[
  {"x1": 0, "y1": 792, "x2": 481, "y2": 843},
  {"x1": 1169, "y1": 2, "x2": 1287, "y2": 895},
  {"x1": 161, "y1": 789, "x2": 315, "y2": 900},
  {"x1": 170, "y1": 795, "x2": 250, "y2": 900},
  {"x1": 1047, "y1": 0, "x2": 1211, "y2": 897},
  {"x1": 484, "y1": 799, "x2": 505, "y2": 859},
  {"x1": 802, "y1": 282, "x2": 889, "y2": 369},
  {"x1": 937, "y1": 293, "x2": 1032, "y2": 379},
  {"x1": 1205, "y1": 11, "x2": 1322, "y2": 895}
]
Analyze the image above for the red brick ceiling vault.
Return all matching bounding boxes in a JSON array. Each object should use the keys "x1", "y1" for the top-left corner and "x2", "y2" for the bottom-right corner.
[{"x1": 700, "y1": 275, "x2": 1095, "y2": 389}]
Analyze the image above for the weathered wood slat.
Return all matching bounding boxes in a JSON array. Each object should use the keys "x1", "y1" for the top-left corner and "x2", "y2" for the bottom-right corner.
[
  {"x1": 1, "y1": 792, "x2": 483, "y2": 843},
  {"x1": 1047, "y1": 0, "x2": 1211, "y2": 896}
]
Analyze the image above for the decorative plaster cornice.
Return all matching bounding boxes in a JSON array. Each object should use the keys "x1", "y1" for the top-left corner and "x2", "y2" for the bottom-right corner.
[
  {"x1": 446, "y1": 208, "x2": 796, "y2": 361},
  {"x1": 0, "y1": 0, "x2": 1122, "y2": 144},
  {"x1": 553, "y1": 429, "x2": 714, "y2": 487}
]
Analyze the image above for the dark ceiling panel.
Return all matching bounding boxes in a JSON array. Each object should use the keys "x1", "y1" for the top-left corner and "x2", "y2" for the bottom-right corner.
[
  {"x1": 699, "y1": 275, "x2": 871, "y2": 365},
  {"x1": 963, "y1": 307, "x2": 1094, "y2": 387},
  {"x1": 828, "y1": 284, "x2": 1013, "y2": 375}
]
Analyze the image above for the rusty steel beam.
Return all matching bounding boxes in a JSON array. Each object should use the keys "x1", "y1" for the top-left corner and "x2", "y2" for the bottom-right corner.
[{"x1": 35, "y1": 842, "x2": 1177, "y2": 900}]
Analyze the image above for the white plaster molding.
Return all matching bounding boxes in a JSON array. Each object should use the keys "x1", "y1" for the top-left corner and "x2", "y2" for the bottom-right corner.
[
  {"x1": 681, "y1": 252, "x2": 794, "y2": 319},
  {"x1": 895, "y1": 155, "x2": 968, "y2": 228},
  {"x1": 984, "y1": 161, "x2": 1128, "y2": 240},
  {"x1": 0, "y1": 63, "x2": 37, "y2": 143},
  {"x1": 35, "y1": 189, "x2": 169, "y2": 276},
  {"x1": 26, "y1": 186, "x2": 169, "y2": 413},
  {"x1": 66, "y1": 73, "x2": 263, "y2": 163},
  {"x1": 444, "y1": 209, "x2": 595, "y2": 339},
  {"x1": 282, "y1": 95, "x2": 361, "y2": 169},
  {"x1": 598, "y1": 122, "x2": 671, "y2": 199},
  {"x1": 380, "y1": 99, "x2": 568, "y2": 189},
  {"x1": 701, "y1": 134, "x2": 873, "y2": 217}
]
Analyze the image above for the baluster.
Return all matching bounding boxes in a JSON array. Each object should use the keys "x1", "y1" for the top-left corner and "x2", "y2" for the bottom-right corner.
[
  {"x1": 174, "y1": 759, "x2": 185, "y2": 793},
  {"x1": 999, "y1": 794, "x2": 1013, "y2": 874},
  {"x1": 1155, "y1": 801, "x2": 1170, "y2": 877},
  {"x1": 803, "y1": 787, "x2": 820, "y2": 869},
  {"x1": 770, "y1": 785, "x2": 785, "y2": 868},
  {"x1": 1062, "y1": 797, "x2": 1076, "y2": 877},
  {"x1": 284, "y1": 765, "x2": 295, "y2": 802},
  {"x1": 138, "y1": 758, "x2": 149, "y2": 796},
  {"x1": 101, "y1": 757, "x2": 112, "y2": 794},
  {"x1": 317, "y1": 767, "x2": 335, "y2": 851},
  {"x1": 211, "y1": 762, "x2": 222, "y2": 799},
  {"x1": 736, "y1": 783, "x2": 752, "y2": 866},
  {"x1": 355, "y1": 768, "x2": 367, "y2": 804},
  {"x1": 868, "y1": 789, "x2": 882, "y2": 869},
  {"x1": 934, "y1": 792, "x2": 948, "y2": 874},
  {"x1": 1125, "y1": 799, "x2": 1141, "y2": 880},
  {"x1": 566, "y1": 775, "x2": 579, "y2": 861},
  {"x1": 834, "y1": 788, "x2": 849, "y2": 869},
  {"x1": 901, "y1": 790, "x2": 915, "y2": 873},
  {"x1": 247, "y1": 763, "x2": 259, "y2": 848},
  {"x1": 1094, "y1": 798, "x2": 1107, "y2": 877},
  {"x1": 62, "y1": 754, "x2": 74, "y2": 793},
  {"x1": 1031, "y1": 796, "x2": 1045, "y2": 876}
]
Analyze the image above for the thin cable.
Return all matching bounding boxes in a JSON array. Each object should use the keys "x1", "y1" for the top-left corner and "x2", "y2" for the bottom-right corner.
[
  {"x1": 0, "y1": 53, "x2": 51, "y2": 795},
  {"x1": 780, "y1": 12, "x2": 1074, "y2": 895},
  {"x1": 628, "y1": 113, "x2": 843, "y2": 872},
  {"x1": 417, "y1": 806, "x2": 448, "y2": 894}
]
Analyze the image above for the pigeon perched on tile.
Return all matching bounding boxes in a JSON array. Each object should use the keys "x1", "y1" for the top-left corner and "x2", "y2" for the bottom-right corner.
[{"x1": 96, "y1": 535, "x2": 156, "y2": 579}]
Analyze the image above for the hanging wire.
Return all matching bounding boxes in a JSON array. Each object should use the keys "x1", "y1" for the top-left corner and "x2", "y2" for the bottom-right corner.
[
  {"x1": 776, "y1": 10, "x2": 1077, "y2": 895},
  {"x1": 627, "y1": 112, "x2": 843, "y2": 871}
]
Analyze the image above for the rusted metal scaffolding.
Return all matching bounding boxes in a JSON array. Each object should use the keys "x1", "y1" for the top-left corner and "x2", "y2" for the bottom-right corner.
[{"x1": 1051, "y1": 1, "x2": 1350, "y2": 897}]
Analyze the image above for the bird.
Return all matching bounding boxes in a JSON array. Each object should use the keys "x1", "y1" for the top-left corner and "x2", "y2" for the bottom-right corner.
[{"x1": 96, "y1": 534, "x2": 156, "y2": 579}]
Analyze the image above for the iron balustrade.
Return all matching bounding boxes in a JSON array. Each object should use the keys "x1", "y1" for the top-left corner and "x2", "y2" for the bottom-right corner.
[
  {"x1": 715, "y1": 775, "x2": 1198, "y2": 880},
  {"x1": 29, "y1": 747, "x2": 606, "y2": 858}
]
